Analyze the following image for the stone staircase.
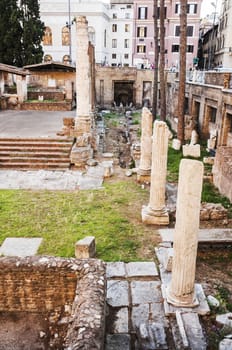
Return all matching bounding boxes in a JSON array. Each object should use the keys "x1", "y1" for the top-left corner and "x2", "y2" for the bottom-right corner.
[{"x1": 0, "y1": 137, "x2": 74, "y2": 170}]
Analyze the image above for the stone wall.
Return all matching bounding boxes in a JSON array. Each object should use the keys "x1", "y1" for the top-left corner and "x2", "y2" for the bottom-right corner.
[
  {"x1": 28, "y1": 90, "x2": 66, "y2": 101},
  {"x1": 213, "y1": 146, "x2": 232, "y2": 203},
  {"x1": 21, "y1": 101, "x2": 72, "y2": 111},
  {"x1": 0, "y1": 256, "x2": 106, "y2": 350}
]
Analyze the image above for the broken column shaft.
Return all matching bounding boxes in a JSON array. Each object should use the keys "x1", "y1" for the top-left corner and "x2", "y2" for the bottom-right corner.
[{"x1": 167, "y1": 158, "x2": 203, "y2": 307}]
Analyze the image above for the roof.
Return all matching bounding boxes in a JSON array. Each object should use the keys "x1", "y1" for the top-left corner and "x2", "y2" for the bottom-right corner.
[
  {"x1": 23, "y1": 61, "x2": 76, "y2": 72},
  {"x1": 0, "y1": 63, "x2": 28, "y2": 76}
]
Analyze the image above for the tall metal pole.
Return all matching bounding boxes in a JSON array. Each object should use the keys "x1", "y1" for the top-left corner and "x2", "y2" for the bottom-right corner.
[{"x1": 68, "y1": 0, "x2": 72, "y2": 63}]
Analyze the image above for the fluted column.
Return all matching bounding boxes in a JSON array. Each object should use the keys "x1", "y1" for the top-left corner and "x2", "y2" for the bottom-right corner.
[
  {"x1": 141, "y1": 120, "x2": 169, "y2": 225},
  {"x1": 167, "y1": 159, "x2": 203, "y2": 307},
  {"x1": 137, "y1": 107, "x2": 153, "y2": 183},
  {"x1": 75, "y1": 16, "x2": 91, "y2": 134}
]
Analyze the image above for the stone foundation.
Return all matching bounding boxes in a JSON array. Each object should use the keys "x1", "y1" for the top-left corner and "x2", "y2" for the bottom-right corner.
[
  {"x1": 213, "y1": 146, "x2": 232, "y2": 203},
  {"x1": 0, "y1": 256, "x2": 106, "y2": 349}
]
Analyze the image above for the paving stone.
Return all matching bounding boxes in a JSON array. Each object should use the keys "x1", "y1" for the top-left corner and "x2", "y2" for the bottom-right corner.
[
  {"x1": 126, "y1": 262, "x2": 158, "y2": 277},
  {"x1": 180, "y1": 312, "x2": 207, "y2": 350},
  {"x1": 0, "y1": 238, "x2": 43, "y2": 257},
  {"x1": 77, "y1": 174, "x2": 103, "y2": 190},
  {"x1": 132, "y1": 304, "x2": 149, "y2": 330},
  {"x1": 107, "y1": 280, "x2": 129, "y2": 307},
  {"x1": 136, "y1": 322, "x2": 168, "y2": 349},
  {"x1": 131, "y1": 281, "x2": 162, "y2": 305},
  {"x1": 219, "y1": 337, "x2": 232, "y2": 350},
  {"x1": 105, "y1": 334, "x2": 130, "y2": 350},
  {"x1": 111, "y1": 308, "x2": 128, "y2": 333},
  {"x1": 106, "y1": 262, "x2": 126, "y2": 278}
]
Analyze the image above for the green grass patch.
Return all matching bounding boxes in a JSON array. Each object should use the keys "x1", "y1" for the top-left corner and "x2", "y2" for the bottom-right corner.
[{"x1": 0, "y1": 182, "x2": 149, "y2": 262}]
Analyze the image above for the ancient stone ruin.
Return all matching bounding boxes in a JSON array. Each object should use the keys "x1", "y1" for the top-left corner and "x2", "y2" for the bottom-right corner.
[{"x1": 0, "y1": 256, "x2": 105, "y2": 349}]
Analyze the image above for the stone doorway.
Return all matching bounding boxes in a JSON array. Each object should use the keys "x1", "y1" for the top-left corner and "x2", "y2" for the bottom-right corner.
[{"x1": 113, "y1": 81, "x2": 134, "y2": 106}]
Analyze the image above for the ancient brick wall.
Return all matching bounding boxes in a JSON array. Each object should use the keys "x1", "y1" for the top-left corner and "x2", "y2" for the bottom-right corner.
[
  {"x1": 0, "y1": 256, "x2": 77, "y2": 312},
  {"x1": 213, "y1": 146, "x2": 232, "y2": 203},
  {"x1": 21, "y1": 101, "x2": 72, "y2": 111},
  {"x1": 28, "y1": 91, "x2": 65, "y2": 101},
  {"x1": 0, "y1": 256, "x2": 106, "y2": 349}
]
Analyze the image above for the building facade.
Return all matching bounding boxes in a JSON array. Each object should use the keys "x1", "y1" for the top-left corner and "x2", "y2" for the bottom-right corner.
[
  {"x1": 108, "y1": 0, "x2": 134, "y2": 67},
  {"x1": 39, "y1": 0, "x2": 203, "y2": 70},
  {"x1": 39, "y1": 0, "x2": 110, "y2": 65}
]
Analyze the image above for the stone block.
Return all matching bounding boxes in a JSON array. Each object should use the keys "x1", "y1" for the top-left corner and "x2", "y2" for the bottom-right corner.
[
  {"x1": 131, "y1": 281, "x2": 162, "y2": 305},
  {"x1": 163, "y1": 248, "x2": 173, "y2": 272},
  {"x1": 216, "y1": 313, "x2": 232, "y2": 327},
  {"x1": 219, "y1": 337, "x2": 232, "y2": 350},
  {"x1": 136, "y1": 322, "x2": 168, "y2": 349},
  {"x1": 107, "y1": 280, "x2": 129, "y2": 307},
  {"x1": 203, "y1": 157, "x2": 215, "y2": 165},
  {"x1": 126, "y1": 262, "x2": 158, "y2": 277},
  {"x1": 75, "y1": 236, "x2": 96, "y2": 258},
  {"x1": 105, "y1": 334, "x2": 130, "y2": 350},
  {"x1": 172, "y1": 138, "x2": 181, "y2": 150},
  {"x1": 106, "y1": 262, "x2": 126, "y2": 278},
  {"x1": 182, "y1": 144, "x2": 201, "y2": 158}
]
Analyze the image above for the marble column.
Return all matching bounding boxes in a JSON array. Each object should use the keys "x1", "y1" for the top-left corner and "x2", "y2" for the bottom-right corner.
[
  {"x1": 166, "y1": 159, "x2": 203, "y2": 307},
  {"x1": 142, "y1": 120, "x2": 169, "y2": 225},
  {"x1": 137, "y1": 107, "x2": 153, "y2": 183},
  {"x1": 75, "y1": 15, "x2": 91, "y2": 135}
]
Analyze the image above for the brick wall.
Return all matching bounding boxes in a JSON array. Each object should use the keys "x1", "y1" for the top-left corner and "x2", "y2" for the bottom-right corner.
[
  {"x1": 0, "y1": 256, "x2": 77, "y2": 312},
  {"x1": 213, "y1": 146, "x2": 232, "y2": 203},
  {"x1": 0, "y1": 256, "x2": 106, "y2": 349}
]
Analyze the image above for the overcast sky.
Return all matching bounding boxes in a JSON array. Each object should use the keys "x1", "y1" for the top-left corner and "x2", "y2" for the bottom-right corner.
[{"x1": 200, "y1": 0, "x2": 222, "y2": 17}]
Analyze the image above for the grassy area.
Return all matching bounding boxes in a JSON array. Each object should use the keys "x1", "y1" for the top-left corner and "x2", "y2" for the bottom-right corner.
[{"x1": 0, "y1": 181, "x2": 153, "y2": 261}]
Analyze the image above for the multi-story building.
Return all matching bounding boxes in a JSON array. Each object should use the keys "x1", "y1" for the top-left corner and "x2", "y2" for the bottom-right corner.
[
  {"x1": 132, "y1": 0, "x2": 203, "y2": 69},
  {"x1": 40, "y1": 0, "x2": 203, "y2": 70},
  {"x1": 215, "y1": 0, "x2": 232, "y2": 67},
  {"x1": 108, "y1": 0, "x2": 134, "y2": 67},
  {"x1": 39, "y1": 0, "x2": 110, "y2": 65}
]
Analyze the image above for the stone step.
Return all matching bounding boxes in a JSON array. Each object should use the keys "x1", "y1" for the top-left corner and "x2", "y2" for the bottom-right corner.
[
  {"x1": 0, "y1": 146, "x2": 72, "y2": 152},
  {"x1": 0, "y1": 151, "x2": 71, "y2": 158},
  {"x1": 0, "y1": 162, "x2": 71, "y2": 170},
  {"x1": 0, "y1": 157, "x2": 70, "y2": 163}
]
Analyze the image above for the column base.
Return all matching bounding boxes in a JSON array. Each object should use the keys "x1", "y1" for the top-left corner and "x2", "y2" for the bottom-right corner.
[
  {"x1": 166, "y1": 284, "x2": 199, "y2": 308},
  {"x1": 137, "y1": 169, "x2": 151, "y2": 184},
  {"x1": 141, "y1": 205, "x2": 169, "y2": 225}
]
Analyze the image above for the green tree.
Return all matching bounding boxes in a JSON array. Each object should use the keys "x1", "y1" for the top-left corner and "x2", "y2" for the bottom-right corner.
[
  {"x1": 0, "y1": 0, "x2": 23, "y2": 66},
  {"x1": 19, "y1": 0, "x2": 45, "y2": 66}
]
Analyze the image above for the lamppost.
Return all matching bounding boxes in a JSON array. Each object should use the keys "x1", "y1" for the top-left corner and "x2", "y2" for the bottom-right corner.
[
  {"x1": 208, "y1": 1, "x2": 217, "y2": 69},
  {"x1": 66, "y1": 0, "x2": 72, "y2": 63}
]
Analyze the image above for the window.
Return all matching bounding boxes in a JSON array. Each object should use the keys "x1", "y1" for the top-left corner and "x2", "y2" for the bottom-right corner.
[
  {"x1": 187, "y1": 4, "x2": 197, "y2": 14},
  {"x1": 124, "y1": 39, "x2": 129, "y2": 48},
  {"x1": 125, "y1": 24, "x2": 130, "y2": 32},
  {"x1": 112, "y1": 39, "x2": 117, "y2": 48},
  {"x1": 126, "y1": 5, "x2": 131, "y2": 8},
  {"x1": 137, "y1": 27, "x2": 147, "y2": 38},
  {"x1": 210, "y1": 107, "x2": 217, "y2": 123},
  {"x1": 137, "y1": 45, "x2": 146, "y2": 53},
  {"x1": 112, "y1": 24, "x2": 117, "y2": 32},
  {"x1": 138, "y1": 7, "x2": 147, "y2": 19},
  {"x1": 62, "y1": 26, "x2": 70, "y2": 46},
  {"x1": 44, "y1": 54, "x2": 52, "y2": 62},
  {"x1": 175, "y1": 4, "x2": 180, "y2": 14},
  {"x1": 43, "y1": 27, "x2": 52, "y2": 45},
  {"x1": 176, "y1": 26, "x2": 193, "y2": 36},
  {"x1": 113, "y1": 13, "x2": 117, "y2": 19},
  {"x1": 63, "y1": 55, "x2": 70, "y2": 64},
  {"x1": 187, "y1": 45, "x2": 194, "y2": 53},
  {"x1": 124, "y1": 54, "x2": 129, "y2": 59},
  {"x1": 172, "y1": 44, "x2": 179, "y2": 52},
  {"x1": 157, "y1": 7, "x2": 167, "y2": 18},
  {"x1": 175, "y1": 26, "x2": 180, "y2": 36},
  {"x1": 187, "y1": 26, "x2": 194, "y2": 36},
  {"x1": 125, "y1": 13, "x2": 130, "y2": 19},
  {"x1": 112, "y1": 53, "x2": 117, "y2": 59}
]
